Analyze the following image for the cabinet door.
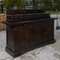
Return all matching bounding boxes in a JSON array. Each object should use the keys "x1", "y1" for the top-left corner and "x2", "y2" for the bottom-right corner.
[
  {"x1": 42, "y1": 20, "x2": 54, "y2": 42},
  {"x1": 30, "y1": 22, "x2": 42, "y2": 47},
  {"x1": 7, "y1": 27, "x2": 16, "y2": 51},
  {"x1": 15, "y1": 24, "x2": 31, "y2": 51}
]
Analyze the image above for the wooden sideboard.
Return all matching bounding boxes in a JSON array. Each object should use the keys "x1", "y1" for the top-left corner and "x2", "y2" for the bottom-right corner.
[
  {"x1": 3, "y1": 9, "x2": 55, "y2": 57},
  {"x1": 0, "y1": 14, "x2": 6, "y2": 30}
]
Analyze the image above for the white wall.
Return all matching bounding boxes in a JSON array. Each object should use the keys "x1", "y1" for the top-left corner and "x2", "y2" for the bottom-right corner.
[
  {"x1": 50, "y1": 14, "x2": 60, "y2": 39},
  {"x1": 50, "y1": 14, "x2": 60, "y2": 26}
]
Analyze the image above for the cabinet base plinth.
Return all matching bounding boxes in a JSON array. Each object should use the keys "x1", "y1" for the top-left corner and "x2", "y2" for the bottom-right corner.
[{"x1": 6, "y1": 39, "x2": 55, "y2": 58}]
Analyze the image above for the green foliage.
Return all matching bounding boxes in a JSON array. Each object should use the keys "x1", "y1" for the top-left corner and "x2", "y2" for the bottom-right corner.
[
  {"x1": 37, "y1": 0, "x2": 53, "y2": 10},
  {"x1": 2, "y1": 0, "x2": 60, "y2": 11},
  {"x1": 37, "y1": 0, "x2": 60, "y2": 11},
  {"x1": 15, "y1": 0, "x2": 29, "y2": 9},
  {"x1": 3, "y1": 0, "x2": 14, "y2": 10},
  {"x1": 2, "y1": 0, "x2": 29, "y2": 10}
]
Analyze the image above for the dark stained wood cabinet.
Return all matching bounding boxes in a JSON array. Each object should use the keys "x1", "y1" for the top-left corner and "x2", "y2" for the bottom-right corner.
[{"x1": 3, "y1": 9, "x2": 55, "y2": 57}]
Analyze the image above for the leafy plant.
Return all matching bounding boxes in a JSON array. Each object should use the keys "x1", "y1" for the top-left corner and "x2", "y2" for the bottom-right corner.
[
  {"x1": 15, "y1": 0, "x2": 29, "y2": 9},
  {"x1": 2, "y1": 0, "x2": 29, "y2": 10}
]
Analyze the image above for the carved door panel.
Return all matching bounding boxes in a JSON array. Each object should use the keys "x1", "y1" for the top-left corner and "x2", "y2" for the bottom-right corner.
[
  {"x1": 30, "y1": 22, "x2": 42, "y2": 47},
  {"x1": 15, "y1": 24, "x2": 31, "y2": 51},
  {"x1": 42, "y1": 20, "x2": 54, "y2": 42},
  {"x1": 7, "y1": 27, "x2": 16, "y2": 51}
]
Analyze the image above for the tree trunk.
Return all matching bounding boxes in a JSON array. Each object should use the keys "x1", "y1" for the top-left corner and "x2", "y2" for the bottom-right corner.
[{"x1": 32, "y1": 0, "x2": 37, "y2": 9}]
